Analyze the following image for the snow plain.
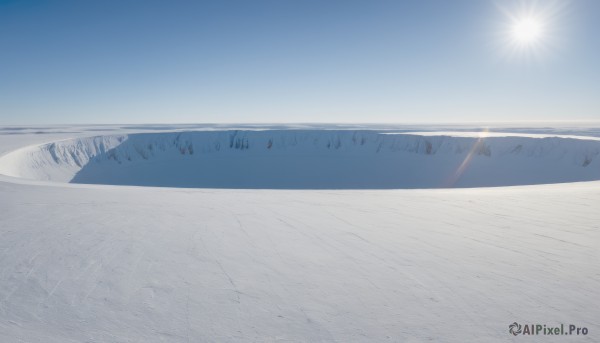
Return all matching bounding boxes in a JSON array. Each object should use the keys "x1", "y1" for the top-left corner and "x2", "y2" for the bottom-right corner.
[{"x1": 0, "y1": 124, "x2": 599, "y2": 342}]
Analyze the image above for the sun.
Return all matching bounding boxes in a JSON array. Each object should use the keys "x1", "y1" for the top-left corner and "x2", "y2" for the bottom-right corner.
[
  {"x1": 494, "y1": 0, "x2": 567, "y2": 61},
  {"x1": 512, "y1": 17, "x2": 543, "y2": 44}
]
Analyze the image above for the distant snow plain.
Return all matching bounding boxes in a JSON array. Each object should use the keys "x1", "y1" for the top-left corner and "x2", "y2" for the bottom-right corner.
[{"x1": 0, "y1": 124, "x2": 598, "y2": 342}]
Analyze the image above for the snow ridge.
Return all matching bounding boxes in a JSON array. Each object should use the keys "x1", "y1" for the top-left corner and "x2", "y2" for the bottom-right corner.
[{"x1": 0, "y1": 130, "x2": 599, "y2": 188}]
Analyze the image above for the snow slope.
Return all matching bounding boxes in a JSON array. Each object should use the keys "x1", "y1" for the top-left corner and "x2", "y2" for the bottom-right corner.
[
  {"x1": 0, "y1": 125, "x2": 599, "y2": 342},
  {"x1": 1, "y1": 130, "x2": 600, "y2": 188}
]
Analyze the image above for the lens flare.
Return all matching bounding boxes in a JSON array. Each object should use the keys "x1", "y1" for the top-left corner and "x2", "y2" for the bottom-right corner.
[{"x1": 445, "y1": 129, "x2": 490, "y2": 187}]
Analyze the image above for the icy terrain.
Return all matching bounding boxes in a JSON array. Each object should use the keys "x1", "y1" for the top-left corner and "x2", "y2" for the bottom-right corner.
[
  {"x1": 0, "y1": 125, "x2": 599, "y2": 342},
  {"x1": 2, "y1": 130, "x2": 600, "y2": 188}
]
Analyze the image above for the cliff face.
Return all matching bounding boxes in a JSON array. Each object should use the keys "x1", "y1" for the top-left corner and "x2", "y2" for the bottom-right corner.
[{"x1": 1, "y1": 130, "x2": 599, "y2": 188}]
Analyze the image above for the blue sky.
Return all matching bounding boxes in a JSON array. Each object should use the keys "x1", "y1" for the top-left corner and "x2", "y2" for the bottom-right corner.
[{"x1": 0, "y1": 0, "x2": 598, "y2": 124}]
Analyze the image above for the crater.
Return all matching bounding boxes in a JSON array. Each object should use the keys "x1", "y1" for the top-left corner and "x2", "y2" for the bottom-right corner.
[{"x1": 1, "y1": 130, "x2": 599, "y2": 189}]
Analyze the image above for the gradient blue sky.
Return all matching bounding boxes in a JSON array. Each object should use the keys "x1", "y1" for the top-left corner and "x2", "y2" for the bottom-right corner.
[{"x1": 1, "y1": 0, "x2": 598, "y2": 124}]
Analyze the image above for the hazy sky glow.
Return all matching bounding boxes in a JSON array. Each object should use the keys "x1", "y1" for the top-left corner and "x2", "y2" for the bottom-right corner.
[{"x1": 1, "y1": 0, "x2": 599, "y2": 125}]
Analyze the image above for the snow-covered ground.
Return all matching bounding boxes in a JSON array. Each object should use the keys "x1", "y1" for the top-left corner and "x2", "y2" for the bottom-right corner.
[{"x1": 0, "y1": 124, "x2": 599, "y2": 342}]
